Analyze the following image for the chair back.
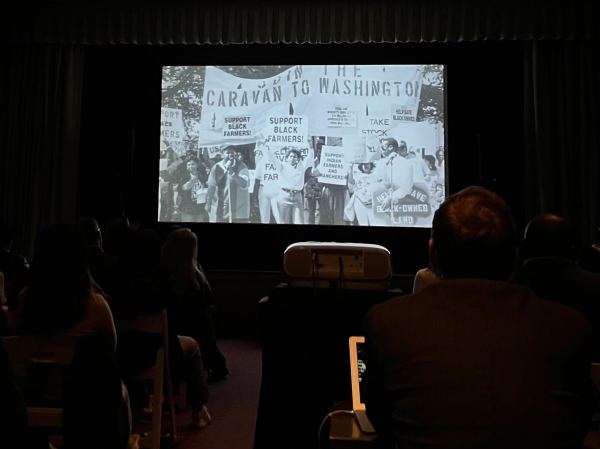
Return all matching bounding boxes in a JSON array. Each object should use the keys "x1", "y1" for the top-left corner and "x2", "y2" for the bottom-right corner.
[
  {"x1": 116, "y1": 310, "x2": 176, "y2": 449},
  {"x1": 2, "y1": 335, "x2": 75, "y2": 405}
]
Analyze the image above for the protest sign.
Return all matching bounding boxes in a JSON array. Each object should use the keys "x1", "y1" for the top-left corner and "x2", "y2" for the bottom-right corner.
[
  {"x1": 372, "y1": 184, "x2": 431, "y2": 226},
  {"x1": 223, "y1": 116, "x2": 254, "y2": 140},
  {"x1": 318, "y1": 145, "x2": 349, "y2": 186},
  {"x1": 161, "y1": 107, "x2": 186, "y2": 143},
  {"x1": 262, "y1": 115, "x2": 308, "y2": 148}
]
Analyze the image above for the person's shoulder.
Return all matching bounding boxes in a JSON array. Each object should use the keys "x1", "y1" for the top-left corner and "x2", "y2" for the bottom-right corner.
[
  {"x1": 89, "y1": 290, "x2": 111, "y2": 312},
  {"x1": 366, "y1": 292, "x2": 415, "y2": 324},
  {"x1": 564, "y1": 263, "x2": 600, "y2": 291},
  {"x1": 522, "y1": 285, "x2": 592, "y2": 334}
]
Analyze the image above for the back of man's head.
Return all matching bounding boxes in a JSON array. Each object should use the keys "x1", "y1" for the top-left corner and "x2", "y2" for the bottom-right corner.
[
  {"x1": 431, "y1": 186, "x2": 516, "y2": 280},
  {"x1": 522, "y1": 213, "x2": 575, "y2": 260}
]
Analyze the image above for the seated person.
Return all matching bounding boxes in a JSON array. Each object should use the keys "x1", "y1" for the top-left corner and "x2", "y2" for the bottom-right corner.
[
  {"x1": 517, "y1": 213, "x2": 600, "y2": 361},
  {"x1": 365, "y1": 187, "x2": 592, "y2": 449},
  {"x1": 77, "y1": 216, "x2": 117, "y2": 295},
  {"x1": 106, "y1": 226, "x2": 212, "y2": 429},
  {"x1": 0, "y1": 220, "x2": 29, "y2": 310},
  {"x1": 17, "y1": 224, "x2": 131, "y2": 449},
  {"x1": 412, "y1": 266, "x2": 440, "y2": 293}
]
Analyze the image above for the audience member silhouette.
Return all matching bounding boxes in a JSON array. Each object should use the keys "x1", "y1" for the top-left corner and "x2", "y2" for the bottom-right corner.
[
  {"x1": 158, "y1": 228, "x2": 214, "y2": 428},
  {"x1": 365, "y1": 187, "x2": 592, "y2": 449},
  {"x1": 411, "y1": 266, "x2": 440, "y2": 293},
  {"x1": 77, "y1": 216, "x2": 116, "y2": 295},
  {"x1": 18, "y1": 224, "x2": 116, "y2": 351},
  {"x1": 17, "y1": 224, "x2": 131, "y2": 449},
  {"x1": 108, "y1": 227, "x2": 164, "y2": 320},
  {"x1": 161, "y1": 227, "x2": 229, "y2": 382},
  {"x1": 103, "y1": 215, "x2": 134, "y2": 260},
  {"x1": 0, "y1": 220, "x2": 29, "y2": 309},
  {"x1": 517, "y1": 213, "x2": 600, "y2": 361},
  {"x1": 102, "y1": 225, "x2": 211, "y2": 428}
]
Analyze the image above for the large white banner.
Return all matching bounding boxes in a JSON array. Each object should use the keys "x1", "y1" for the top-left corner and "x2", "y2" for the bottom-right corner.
[{"x1": 198, "y1": 65, "x2": 423, "y2": 146}]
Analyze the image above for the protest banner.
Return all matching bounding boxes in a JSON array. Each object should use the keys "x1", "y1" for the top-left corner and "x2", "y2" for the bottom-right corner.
[
  {"x1": 198, "y1": 65, "x2": 423, "y2": 146},
  {"x1": 371, "y1": 184, "x2": 431, "y2": 226},
  {"x1": 201, "y1": 145, "x2": 223, "y2": 161}
]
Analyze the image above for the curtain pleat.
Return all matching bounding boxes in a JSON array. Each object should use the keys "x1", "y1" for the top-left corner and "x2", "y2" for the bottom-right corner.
[
  {"x1": 523, "y1": 41, "x2": 599, "y2": 241},
  {"x1": 1, "y1": 45, "x2": 83, "y2": 257},
  {"x1": 8, "y1": 1, "x2": 597, "y2": 45}
]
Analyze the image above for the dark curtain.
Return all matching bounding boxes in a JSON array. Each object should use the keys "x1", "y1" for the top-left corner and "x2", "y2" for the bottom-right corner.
[
  {"x1": 9, "y1": 1, "x2": 596, "y2": 44},
  {"x1": 524, "y1": 40, "x2": 600, "y2": 243},
  {"x1": 2, "y1": 1, "x2": 599, "y2": 257},
  {"x1": 0, "y1": 45, "x2": 83, "y2": 257}
]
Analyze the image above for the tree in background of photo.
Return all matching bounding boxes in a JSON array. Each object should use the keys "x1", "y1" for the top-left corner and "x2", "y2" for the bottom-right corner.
[{"x1": 417, "y1": 64, "x2": 444, "y2": 124}]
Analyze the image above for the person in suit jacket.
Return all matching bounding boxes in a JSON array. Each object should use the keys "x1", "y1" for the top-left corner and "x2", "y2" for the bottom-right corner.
[{"x1": 365, "y1": 186, "x2": 592, "y2": 449}]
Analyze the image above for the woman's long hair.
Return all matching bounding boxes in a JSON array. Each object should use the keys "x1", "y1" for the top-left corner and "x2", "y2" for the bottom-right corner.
[
  {"x1": 161, "y1": 228, "x2": 201, "y2": 294},
  {"x1": 20, "y1": 224, "x2": 92, "y2": 334}
]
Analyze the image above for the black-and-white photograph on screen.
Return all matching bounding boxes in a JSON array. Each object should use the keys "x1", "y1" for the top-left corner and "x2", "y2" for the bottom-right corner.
[{"x1": 159, "y1": 64, "x2": 446, "y2": 227}]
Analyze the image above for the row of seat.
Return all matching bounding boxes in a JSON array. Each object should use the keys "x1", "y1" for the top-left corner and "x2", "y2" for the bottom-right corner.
[{"x1": 2, "y1": 310, "x2": 177, "y2": 449}]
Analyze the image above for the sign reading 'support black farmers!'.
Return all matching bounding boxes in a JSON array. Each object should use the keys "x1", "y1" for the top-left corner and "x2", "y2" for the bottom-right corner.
[{"x1": 222, "y1": 116, "x2": 253, "y2": 139}]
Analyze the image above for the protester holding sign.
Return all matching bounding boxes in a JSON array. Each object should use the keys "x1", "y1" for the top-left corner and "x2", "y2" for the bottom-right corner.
[
  {"x1": 269, "y1": 146, "x2": 314, "y2": 224},
  {"x1": 205, "y1": 147, "x2": 250, "y2": 223},
  {"x1": 179, "y1": 156, "x2": 210, "y2": 222},
  {"x1": 253, "y1": 141, "x2": 281, "y2": 224},
  {"x1": 346, "y1": 162, "x2": 376, "y2": 225},
  {"x1": 371, "y1": 137, "x2": 415, "y2": 226},
  {"x1": 316, "y1": 140, "x2": 350, "y2": 225},
  {"x1": 436, "y1": 147, "x2": 445, "y2": 186},
  {"x1": 303, "y1": 137, "x2": 325, "y2": 225}
]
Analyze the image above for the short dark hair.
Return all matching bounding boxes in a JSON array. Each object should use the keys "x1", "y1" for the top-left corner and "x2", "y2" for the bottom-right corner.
[
  {"x1": 522, "y1": 213, "x2": 575, "y2": 260},
  {"x1": 285, "y1": 148, "x2": 302, "y2": 159},
  {"x1": 380, "y1": 137, "x2": 398, "y2": 150},
  {"x1": 431, "y1": 186, "x2": 516, "y2": 280}
]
